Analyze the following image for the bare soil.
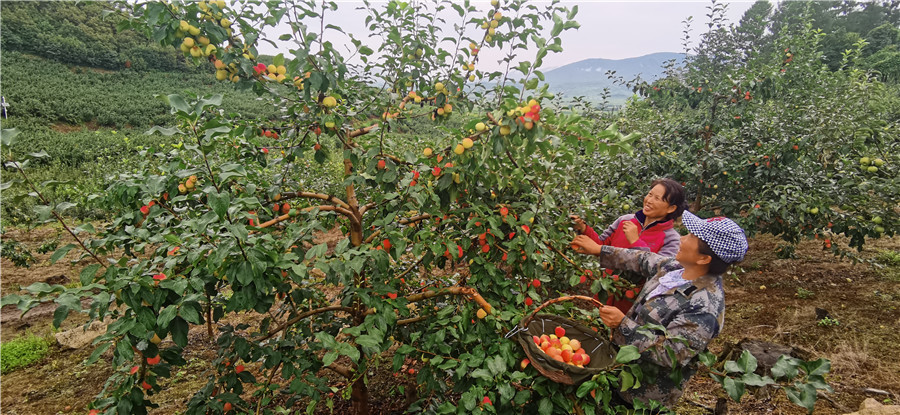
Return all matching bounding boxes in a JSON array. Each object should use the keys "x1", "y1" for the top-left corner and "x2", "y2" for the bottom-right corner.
[{"x1": 2, "y1": 227, "x2": 898, "y2": 415}]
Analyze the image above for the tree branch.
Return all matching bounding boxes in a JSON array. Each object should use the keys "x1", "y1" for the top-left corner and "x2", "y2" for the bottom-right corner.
[
  {"x1": 254, "y1": 305, "x2": 353, "y2": 342},
  {"x1": 256, "y1": 205, "x2": 357, "y2": 229},
  {"x1": 278, "y1": 191, "x2": 350, "y2": 210}
]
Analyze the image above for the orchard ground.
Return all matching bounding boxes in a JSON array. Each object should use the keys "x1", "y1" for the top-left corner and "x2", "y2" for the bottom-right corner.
[{"x1": 2, "y1": 225, "x2": 898, "y2": 415}]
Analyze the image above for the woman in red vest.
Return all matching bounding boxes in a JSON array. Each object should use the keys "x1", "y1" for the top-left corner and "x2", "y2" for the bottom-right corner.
[{"x1": 571, "y1": 178, "x2": 688, "y2": 313}]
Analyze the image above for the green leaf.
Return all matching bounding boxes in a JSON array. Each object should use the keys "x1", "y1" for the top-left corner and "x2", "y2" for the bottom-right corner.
[
  {"x1": 179, "y1": 303, "x2": 201, "y2": 324},
  {"x1": 737, "y1": 350, "x2": 758, "y2": 373},
  {"x1": 576, "y1": 381, "x2": 596, "y2": 398},
  {"x1": 79, "y1": 264, "x2": 102, "y2": 286},
  {"x1": 165, "y1": 94, "x2": 191, "y2": 114},
  {"x1": 157, "y1": 305, "x2": 178, "y2": 329},
  {"x1": 1, "y1": 128, "x2": 21, "y2": 148},
  {"x1": 322, "y1": 351, "x2": 338, "y2": 366},
  {"x1": 723, "y1": 377, "x2": 746, "y2": 402},
  {"x1": 615, "y1": 345, "x2": 640, "y2": 363},
  {"x1": 698, "y1": 351, "x2": 717, "y2": 367},
  {"x1": 802, "y1": 358, "x2": 830, "y2": 377},
  {"x1": 208, "y1": 191, "x2": 230, "y2": 219},
  {"x1": 771, "y1": 355, "x2": 799, "y2": 379},
  {"x1": 171, "y1": 317, "x2": 189, "y2": 347},
  {"x1": 487, "y1": 355, "x2": 506, "y2": 376},
  {"x1": 619, "y1": 371, "x2": 635, "y2": 392},
  {"x1": 742, "y1": 373, "x2": 774, "y2": 387},
  {"x1": 49, "y1": 244, "x2": 76, "y2": 264},
  {"x1": 52, "y1": 304, "x2": 69, "y2": 328},
  {"x1": 470, "y1": 368, "x2": 493, "y2": 381},
  {"x1": 355, "y1": 334, "x2": 381, "y2": 349},
  {"x1": 785, "y1": 383, "x2": 817, "y2": 414},
  {"x1": 538, "y1": 397, "x2": 552, "y2": 415}
]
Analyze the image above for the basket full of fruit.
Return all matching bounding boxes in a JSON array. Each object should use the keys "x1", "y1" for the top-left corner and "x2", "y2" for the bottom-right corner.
[{"x1": 513, "y1": 295, "x2": 617, "y2": 385}]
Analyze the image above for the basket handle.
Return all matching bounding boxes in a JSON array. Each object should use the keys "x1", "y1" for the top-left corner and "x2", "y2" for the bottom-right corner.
[{"x1": 522, "y1": 295, "x2": 611, "y2": 333}]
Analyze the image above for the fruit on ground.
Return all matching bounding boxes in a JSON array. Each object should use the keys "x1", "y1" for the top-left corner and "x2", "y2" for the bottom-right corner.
[
  {"x1": 147, "y1": 355, "x2": 161, "y2": 365},
  {"x1": 235, "y1": 364, "x2": 245, "y2": 373},
  {"x1": 150, "y1": 333, "x2": 161, "y2": 344}
]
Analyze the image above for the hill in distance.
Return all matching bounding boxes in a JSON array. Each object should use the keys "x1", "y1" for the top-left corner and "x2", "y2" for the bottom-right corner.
[{"x1": 542, "y1": 52, "x2": 686, "y2": 106}]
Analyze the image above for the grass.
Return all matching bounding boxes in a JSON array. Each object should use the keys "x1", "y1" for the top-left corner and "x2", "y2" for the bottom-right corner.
[
  {"x1": 0, "y1": 332, "x2": 52, "y2": 374},
  {"x1": 875, "y1": 249, "x2": 900, "y2": 282}
]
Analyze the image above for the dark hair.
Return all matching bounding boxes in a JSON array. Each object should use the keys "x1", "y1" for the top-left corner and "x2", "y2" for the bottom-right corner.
[
  {"x1": 697, "y1": 239, "x2": 730, "y2": 275},
  {"x1": 650, "y1": 178, "x2": 689, "y2": 222}
]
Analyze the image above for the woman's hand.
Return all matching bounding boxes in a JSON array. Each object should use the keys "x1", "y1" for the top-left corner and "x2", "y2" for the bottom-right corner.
[
  {"x1": 598, "y1": 305, "x2": 626, "y2": 329},
  {"x1": 569, "y1": 214, "x2": 586, "y2": 233},
  {"x1": 622, "y1": 221, "x2": 640, "y2": 245},
  {"x1": 570, "y1": 235, "x2": 603, "y2": 256}
]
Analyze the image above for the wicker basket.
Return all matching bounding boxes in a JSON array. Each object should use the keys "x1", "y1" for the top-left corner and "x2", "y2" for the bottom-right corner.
[{"x1": 513, "y1": 295, "x2": 617, "y2": 385}]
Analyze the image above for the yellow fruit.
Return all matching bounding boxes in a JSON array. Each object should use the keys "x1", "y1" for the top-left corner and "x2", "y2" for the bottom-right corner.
[
  {"x1": 214, "y1": 59, "x2": 225, "y2": 69},
  {"x1": 188, "y1": 25, "x2": 201, "y2": 36},
  {"x1": 481, "y1": 21, "x2": 489, "y2": 29},
  {"x1": 469, "y1": 42, "x2": 478, "y2": 50},
  {"x1": 485, "y1": 35, "x2": 493, "y2": 42},
  {"x1": 182, "y1": 37, "x2": 195, "y2": 48},
  {"x1": 150, "y1": 333, "x2": 162, "y2": 344},
  {"x1": 267, "y1": 64, "x2": 277, "y2": 74},
  {"x1": 275, "y1": 74, "x2": 286, "y2": 82},
  {"x1": 462, "y1": 138, "x2": 474, "y2": 149},
  {"x1": 500, "y1": 125, "x2": 511, "y2": 136},
  {"x1": 179, "y1": 20, "x2": 190, "y2": 32},
  {"x1": 216, "y1": 0, "x2": 226, "y2": 8},
  {"x1": 491, "y1": 0, "x2": 499, "y2": 6},
  {"x1": 180, "y1": 43, "x2": 191, "y2": 53},
  {"x1": 468, "y1": 63, "x2": 475, "y2": 71},
  {"x1": 414, "y1": 96, "x2": 422, "y2": 103},
  {"x1": 434, "y1": 82, "x2": 444, "y2": 91},
  {"x1": 469, "y1": 75, "x2": 475, "y2": 81},
  {"x1": 454, "y1": 144, "x2": 465, "y2": 155},
  {"x1": 476, "y1": 308, "x2": 488, "y2": 319},
  {"x1": 528, "y1": 99, "x2": 538, "y2": 107},
  {"x1": 204, "y1": 45, "x2": 216, "y2": 56},
  {"x1": 453, "y1": 173, "x2": 461, "y2": 184},
  {"x1": 325, "y1": 121, "x2": 335, "y2": 129},
  {"x1": 475, "y1": 122, "x2": 487, "y2": 132},
  {"x1": 322, "y1": 96, "x2": 338, "y2": 108},
  {"x1": 444, "y1": 104, "x2": 452, "y2": 113},
  {"x1": 423, "y1": 148, "x2": 433, "y2": 157},
  {"x1": 231, "y1": 74, "x2": 240, "y2": 82},
  {"x1": 490, "y1": 20, "x2": 499, "y2": 28},
  {"x1": 488, "y1": 27, "x2": 496, "y2": 35},
  {"x1": 199, "y1": 1, "x2": 208, "y2": 10},
  {"x1": 494, "y1": 12, "x2": 502, "y2": 19},
  {"x1": 216, "y1": 70, "x2": 228, "y2": 80},
  {"x1": 220, "y1": 18, "x2": 231, "y2": 27},
  {"x1": 190, "y1": 46, "x2": 203, "y2": 58},
  {"x1": 437, "y1": 108, "x2": 445, "y2": 116},
  {"x1": 198, "y1": 36, "x2": 210, "y2": 46}
]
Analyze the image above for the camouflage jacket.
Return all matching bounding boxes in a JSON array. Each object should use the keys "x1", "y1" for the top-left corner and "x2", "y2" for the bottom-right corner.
[{"x1": 597, "y1": 245, "x2": 726, "y2": 408}]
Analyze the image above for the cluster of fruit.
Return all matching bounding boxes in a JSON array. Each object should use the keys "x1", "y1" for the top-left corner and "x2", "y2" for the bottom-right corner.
[
  {"x1": 480, "y1": 9, "x2": 503, "y2": 41},
  {"x1": 531, "y1": 326, "x2": 591, "y2": 367},
  {"x1": 213, "y1": 58, "x2": 240, "y2": 82},
  {"x1": 259, "y1": 128, "x2": 279, "y2": 139},
  {"x1": 253, "y1": 63, "x2": 288, "y2": 82},
  {"x1": 860, "y1": 156, "x2": 885, "y2": 173},
  {"x1": 178, "y1": 175, "x2": 199, "y2": 194}
]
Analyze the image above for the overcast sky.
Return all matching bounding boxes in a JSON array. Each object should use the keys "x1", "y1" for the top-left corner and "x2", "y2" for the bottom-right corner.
[{"x1": 255, "y1": 1, "x2": 756, "y2": 72}]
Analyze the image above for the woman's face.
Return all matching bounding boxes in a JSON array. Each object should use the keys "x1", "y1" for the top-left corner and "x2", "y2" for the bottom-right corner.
[{"x1": 643, "y1": 184, "x2": 677, "y2": 219}]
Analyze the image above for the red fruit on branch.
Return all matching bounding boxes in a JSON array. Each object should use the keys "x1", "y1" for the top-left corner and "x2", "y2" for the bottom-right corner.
[
  {"x1": 532, "y1": 279, "x2": 541, "y2": 288},
  {"x1": 377, "y1": 159, "x2": 386, "y2": 170},
  {"x1": 147, "y1": 355, "x2": 161, "y2": 365},
  {"x1": 235, "y1": 364, "x2": 245, "y2": 373},
  {"x1": 525, "y1": 297, "x2": 533, "y2": 306}
]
